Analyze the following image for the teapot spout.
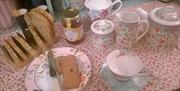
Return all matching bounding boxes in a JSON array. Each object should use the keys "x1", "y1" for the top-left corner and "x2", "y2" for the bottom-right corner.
[{"x1": 136, "y1": 7, "x2": 149, "y2": 20}]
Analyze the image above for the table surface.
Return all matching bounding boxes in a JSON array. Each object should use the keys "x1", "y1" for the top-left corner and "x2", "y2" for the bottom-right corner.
[{"x1": 0, "y1": 1, "x2": 180, "y2": 91}]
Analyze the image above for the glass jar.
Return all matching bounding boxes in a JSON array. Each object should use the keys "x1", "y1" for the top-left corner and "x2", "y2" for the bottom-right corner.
[{"x1": 61, "y1": 8, "x2": 84, "y2": 43}]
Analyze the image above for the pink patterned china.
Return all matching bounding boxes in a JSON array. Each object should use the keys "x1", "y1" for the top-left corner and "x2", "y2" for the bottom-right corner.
[
  {"x1": 137, "y1": 6, "x2": 180, "y2": 52},
  {"x1": 25, "y1": 47, "x2": 91, "y2": 91},
  {"x1": 106, "y1": 50, "x2": 148, "y2": 81},
  {"x1": 85, "y1": 0, "x2": 122, "y2": 21},
  {"x1": 115, "y1": 11, "x2": 149, "y2": 49},
  {"x1": 91, "y1": 19, "x2": 115, "y2": 49}
]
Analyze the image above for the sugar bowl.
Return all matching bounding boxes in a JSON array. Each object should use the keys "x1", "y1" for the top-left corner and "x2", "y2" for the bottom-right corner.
[{"x1": 91, "y1": 19, "x2": 115, "y2": 49}]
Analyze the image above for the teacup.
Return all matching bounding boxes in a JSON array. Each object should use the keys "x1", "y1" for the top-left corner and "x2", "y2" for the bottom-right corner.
[
  {"x1": 107, "y1": 50, "x2": 147, "y2": 81},
  {"x1": 91, "y1": 19, "x2": 114, "y2": 49},
  {"x1": 85, "y1": 0, "x2": 122, "y2": 21}
]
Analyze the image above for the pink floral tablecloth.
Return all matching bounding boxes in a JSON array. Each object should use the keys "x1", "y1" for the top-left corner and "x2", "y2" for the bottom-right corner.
[{"x1": 0, "y1": 1, "x2": 180, "y2": 91}]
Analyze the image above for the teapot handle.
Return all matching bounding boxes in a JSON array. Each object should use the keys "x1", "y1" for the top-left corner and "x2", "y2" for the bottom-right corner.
[
  {"x1": 137, "y1": 20, "x2": 149, "y2": 41},
  {"x1": 109, "y1": 0, "x2": 122, "y2": 15},
  {"x1": 136, "y1": 7, "x2": 149, "y2": 20}
]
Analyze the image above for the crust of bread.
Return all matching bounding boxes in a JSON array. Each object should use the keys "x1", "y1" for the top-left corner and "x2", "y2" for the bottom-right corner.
[
  {"x1": 2, "y1": 41, "x2": 23, "y2": 68},
  {"x1": 24, "y1": 12, "x2": 53, "y2": 44}
]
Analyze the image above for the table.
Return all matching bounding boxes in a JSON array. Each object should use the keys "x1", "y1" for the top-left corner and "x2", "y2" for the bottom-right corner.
[{"x1": 0, "y1": 1, "x2": 180, "y2": 91}]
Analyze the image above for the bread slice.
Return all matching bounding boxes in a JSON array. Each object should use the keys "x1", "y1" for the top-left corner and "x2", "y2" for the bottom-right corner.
[
  {"x1": 57, "y1": 55, "x2": 80, "y2": 89},
  {"x1": 27, "y1": 25, "x2": 47, "y2": 52},
  {"x1": 6, "y1": 36, "x2": 28, "y2": 62},
  {"x1": 24, "y1": 11, "x2": 53, "y2": 44},
  {"x1": 62, "y1": 64, "x2": 81, "y2": 89},
  {"x1": 2, "y1": 41, "x2": 23, "y2": 69},
  {"x1": 31, "y1": 7, "x2": 56, "y2": 41},
  {"x1": 31, "y1": 7, "x2": 54, "y2": 25},
  {"x1": 12, "y1": 33, "x2": 38, "y2": 58}
]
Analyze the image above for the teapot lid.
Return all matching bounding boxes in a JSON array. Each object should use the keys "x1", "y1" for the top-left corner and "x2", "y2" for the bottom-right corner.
[
  {"x1": 150, "y1": 6, "x2": 180, "y2": 26},
  {"x1": 91, "y1": 19, "x2": 114, "y2": 35}
]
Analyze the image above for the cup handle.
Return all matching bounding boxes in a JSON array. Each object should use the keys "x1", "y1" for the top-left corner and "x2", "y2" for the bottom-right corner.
[
  {"x1": 137, "y1": 20, "x2": 149, "y2": 41},
  {"x1": 109, "y1": 0, "x2": 122, "y2": 15}
]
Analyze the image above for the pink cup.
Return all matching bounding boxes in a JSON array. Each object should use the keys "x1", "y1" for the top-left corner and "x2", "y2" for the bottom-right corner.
[
  {"x1": 106, "y1": 50, "x2": 145, "y2": 81},
  {"x1": 85, "y1": 0, "x2": 122, "y2": 21}
]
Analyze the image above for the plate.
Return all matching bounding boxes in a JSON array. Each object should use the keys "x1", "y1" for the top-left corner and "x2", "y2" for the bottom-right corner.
[
  {"x1": 100, "y1": 63, "x2": 150, "y2": 91},
  {"x1": 25, "y1": 47, "x2": 91, "y2": 91}
]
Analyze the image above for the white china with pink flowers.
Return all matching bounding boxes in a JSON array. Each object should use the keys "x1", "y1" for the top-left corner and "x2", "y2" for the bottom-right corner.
[
  {"x1": 85, "y1": 0, "x2": 122, "y2": 21},
  {"x1": 91, "y1": 19, "x2": 115, "y2": 49},
  {"x1": 136, "y1": 6, "x2": 180, "y2": 52},
  {"x1": 115, "y1": 11, "x2": 149, "y2": 49},
  {"x1": 106, "y1": 50, "x2": 148, "y2": 81}
]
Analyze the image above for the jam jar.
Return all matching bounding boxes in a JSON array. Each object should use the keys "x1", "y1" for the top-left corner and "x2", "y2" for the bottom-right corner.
[{"x1": 62, "y1": 8, "x2": 84, "y2": 43}]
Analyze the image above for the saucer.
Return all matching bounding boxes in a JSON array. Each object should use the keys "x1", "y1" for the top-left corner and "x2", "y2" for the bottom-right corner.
[{"x1": 100, "y1": 63, "x2": 150, "y2": 91}]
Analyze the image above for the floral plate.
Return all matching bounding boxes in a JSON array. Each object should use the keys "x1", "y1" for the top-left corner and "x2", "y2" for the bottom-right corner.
[{"x1": 25, "y1": 47, "x2": 91, "y2": 91}]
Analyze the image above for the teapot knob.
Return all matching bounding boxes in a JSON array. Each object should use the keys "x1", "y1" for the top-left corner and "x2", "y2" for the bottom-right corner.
[{"x1": 136, "y1": 7, "x2": 149, "y2": 20}]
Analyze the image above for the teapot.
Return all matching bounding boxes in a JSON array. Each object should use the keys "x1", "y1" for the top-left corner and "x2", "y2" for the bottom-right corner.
[
  {"x1": 136, "y1": 6, "x2": 180, "y2": 52},
  {"x1": 115, "y1": 11, "x2": 149, "y2": 49}
]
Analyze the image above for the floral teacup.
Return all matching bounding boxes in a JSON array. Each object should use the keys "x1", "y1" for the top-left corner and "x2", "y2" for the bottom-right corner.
[
  {"x1": 106, "y1": 50, "x2": 148, "y2": 81},
  {"x1": 85, "y1": 0, "x2": 122, "y2": 21}
]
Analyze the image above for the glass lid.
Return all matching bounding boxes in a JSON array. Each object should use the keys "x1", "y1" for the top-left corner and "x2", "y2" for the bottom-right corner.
[
  {"x1": 155, "y1": 7, "x2": 180, "y2": 22},
  {"x1": 91, "y1": 19, "x2": 114, "y2": 35},
  {"x1": 150, "y1": 6, "x2": 180, "y2": 26}
]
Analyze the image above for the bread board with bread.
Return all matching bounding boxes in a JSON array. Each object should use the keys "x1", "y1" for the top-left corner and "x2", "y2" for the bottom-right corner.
[{"x1": 1, "y1": 7, "x2": 56, "y2": 69}]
